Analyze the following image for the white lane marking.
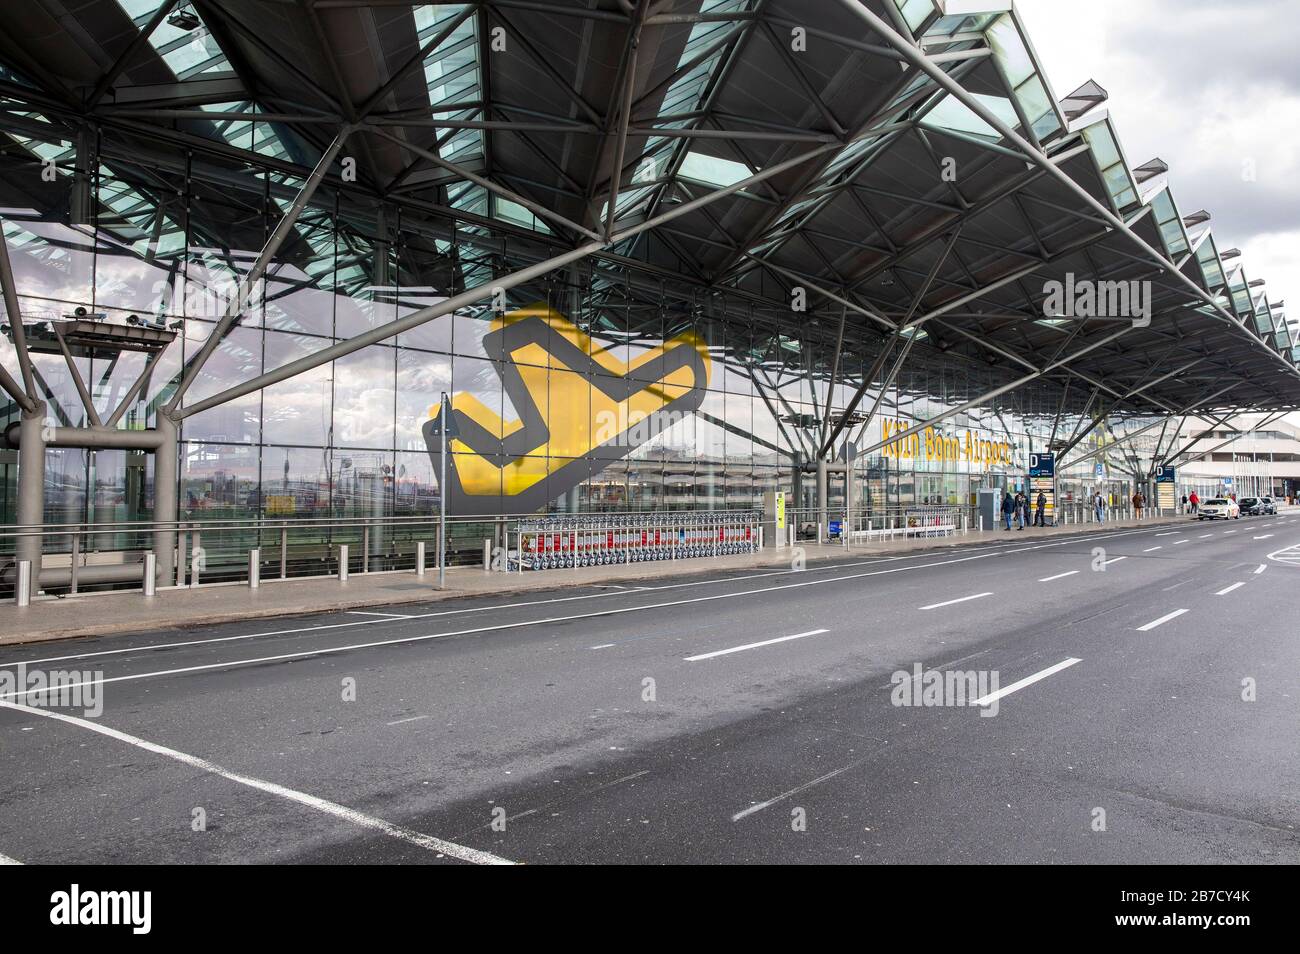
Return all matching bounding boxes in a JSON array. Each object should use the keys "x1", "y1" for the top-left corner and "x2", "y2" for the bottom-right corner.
[
  {"x1": 590, "y1": 643, "x2": 615, "y2": 650},
  {"x1": 1224, "y1": 530, "x2": 1237, "y2": 534},
  {"x1": 1255, "y1": 564, "x2": 1268, "y2": 574},
  {"x1": 731, "y1": 764, "x2": 857, "y2": 821},
  {"x1": 1156, "y1": 532, "x2": 1178, "y2": 537},
  {"x1": 1038, "y1": 570, "x2": 1079, "y2": 582},
  {"x1": 1215, "y1": 582, "x2": 1246, "y2": 596},
  {"x1": 346, "y1": 611, "x2": 413, "y2": 619},
  {"x1": 0, "y1": 523, "x2": 1179, "y2": 668},
  {"x1": 919, "y1": 592, "x2": 993, "y2": 611},
  {"x1": 386, "y1": 715, "x2": 430, "y2": 726},
  {"x1": 3, "y1": 548, "x2": 1048, "y2": 696},
  {"x1": 0, "y1": 851, "x2": 21, "y2": 865},
  {"x1": 1254, "y1": 534, "x2": 1274, "y2": 540},
  {"x1": 1137, "y1": 609, "x2": 1189, "y2": 632},
  {"x1": 972, "y1": 657, "x2": 1082, "y2": 707},
  {"x1": 1198, "y1": 534, "x2": 1213, "y2": 539},
  {"x1": 0, "y1": 698, "x2": 513, "y2": 865},
  {"x1": 684, "y1": 629, "x2": 829, "y2": 662},
  {"x1": 1143, "y1": 546, "x2": 1163, "y2": 552},
  {"x1": 1102, "y1": 556, "x2": 1127, "y2": 565},
  {"x1": 1172, "y1": 539, "x2": 1190, "y2": 545}
]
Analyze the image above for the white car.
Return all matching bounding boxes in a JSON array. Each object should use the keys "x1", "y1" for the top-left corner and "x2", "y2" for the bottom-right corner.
[{"x1": 1198, "y1": 497, "x2": 1240, "y2": 520}]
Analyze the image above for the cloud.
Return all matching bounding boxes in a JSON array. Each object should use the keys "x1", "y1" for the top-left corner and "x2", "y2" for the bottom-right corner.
[{"x1": 1016, "y1": 0, "x2": 1300, "y2": 315}]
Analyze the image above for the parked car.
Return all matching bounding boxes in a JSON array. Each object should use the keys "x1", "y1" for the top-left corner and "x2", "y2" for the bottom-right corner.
[
  {"x1": 1198, "y1": 497, "x2": 1240, "y2": 520},
  {"x1": 1260, "y1": 496, "x2": 1278, "y2": 515},
  {"x1": 1238, "y1": 496, "x2": 1264, "y2": 516}
]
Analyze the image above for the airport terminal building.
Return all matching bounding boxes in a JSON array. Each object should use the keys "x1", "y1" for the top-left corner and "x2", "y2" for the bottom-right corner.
[{"x1": 2, "y1": 0, "x2": 1299, "y2": 584}]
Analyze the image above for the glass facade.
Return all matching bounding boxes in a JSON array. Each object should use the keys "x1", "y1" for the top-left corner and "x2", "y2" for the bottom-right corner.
[{"x1": 0, "y1": 113, "x2": 1170, "y2": 546}]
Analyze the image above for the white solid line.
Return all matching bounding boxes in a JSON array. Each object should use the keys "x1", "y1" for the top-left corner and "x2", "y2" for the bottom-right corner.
[
  {"x1": 0, "y1": 524, "x2": 1191, "y2": 684},
  {"x1": 1143, "y1": 546, "x2": 1162, "y2": 552},
  {"x1": 1215, "y1": 582, "x2": 1246, "y2": 596},
  {"x1": 2, "y1": 551, "x2": 1033, "y2": 696},
  {"x1": 1254, "y1": 534, "x2": 1274, "y2": 540},
  {"x1": 0, "y1": 851, "x2": 21, "y2": 865},
  {"x1": 1137, "y1": 609, "x2": 1189, "y2": 632},
  {"x1": 0, "y1": 522, "x2": 1172, "y2": 669},
  {"x1": 919, "y1": 592, "x2": 993, "y2": 611},
  {"x1": 0, "y1": 698, "x2": 513, "y2": 865},
  {"x1": 685, "y1": 629, "x2": 829, "y2": 662},
  {"x1": 590, "y1": 643, "x2": 615, "y2": 650},
  {"x1": 1038, "y1": 570, "x2": 1079, "y2": 582},
  {"x1": 731, "y1": 764, "x2": 856, "y2": 822},
  {"x1": 972, "y1": 657, "x2": 1082, "y2": 707},
  {"x1": 1102, "y1": 556, "x2": 1127, "y2": 565},
  {"x1": 346, "y1": 611, "x2": 413, "y2": 619}
]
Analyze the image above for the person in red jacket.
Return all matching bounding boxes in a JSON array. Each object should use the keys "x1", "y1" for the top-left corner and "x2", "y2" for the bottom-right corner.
[{"x1": 1188, "y1": 491, "x2": 1199, "y2": 515}]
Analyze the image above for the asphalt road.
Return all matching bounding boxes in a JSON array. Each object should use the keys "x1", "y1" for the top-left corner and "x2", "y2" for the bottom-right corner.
[{"x1": 2, "y1": 513, "x2": 1298, "y2": 865}]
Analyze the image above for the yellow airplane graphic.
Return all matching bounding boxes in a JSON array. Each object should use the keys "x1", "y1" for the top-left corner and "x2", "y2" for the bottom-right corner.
[{"x1": 423, "y1": 303, "x2": 711, "y2": 514}]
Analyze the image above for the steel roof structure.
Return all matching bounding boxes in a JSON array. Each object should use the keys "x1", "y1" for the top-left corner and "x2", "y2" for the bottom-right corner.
[{"x1": 2, "y1": 0, "x2": 1298, "y2": 471}]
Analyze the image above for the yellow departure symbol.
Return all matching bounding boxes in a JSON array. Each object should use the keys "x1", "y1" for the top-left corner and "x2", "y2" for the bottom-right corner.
[{"x1": 423, "y1": 303, "x2": 711, "y2": 514}]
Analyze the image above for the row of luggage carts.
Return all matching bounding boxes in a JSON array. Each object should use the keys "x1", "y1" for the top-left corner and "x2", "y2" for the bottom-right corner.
[{"x1": 513, "y1": 511, "x2": 761, "y2": 571}]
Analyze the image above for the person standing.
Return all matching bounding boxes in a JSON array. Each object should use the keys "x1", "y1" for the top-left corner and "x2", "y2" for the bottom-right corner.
[
  {"x1": 1035, "y1": 489, "x2": 1047, "y2": 527},
  {"x1": 1180, "y1": 493, "x2": 1188, "y2": 515},
  {"x1": 1015, "y1": 491, "x2": 1027, "y2": 530},
  {"x1": 1093, "y1": 490, "x2": 1105, "y2": 523},
  {"x1": 1132, "y1": 490, "x2": 1142, "y2": 519},
  {"x1": 1002, "y1": 489, "x2": 1015, "y2": 531},
  {"x1": 1189, "y1": 490, "x2": 1199, "y2": 515}
]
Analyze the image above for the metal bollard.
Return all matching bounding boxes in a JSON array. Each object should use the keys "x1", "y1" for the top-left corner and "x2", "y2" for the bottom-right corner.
[
  {"x1": 70, "y1": 531, "x2": 80, "y2": 595},
  {"x1": 190, "y1": 529, "x2": 202, "y2": 588},
  {"x1": 15, "y1": 559, "x2": 31, "y2": 607},
  {"x1": 339, "y1": 544, "x2": 349, "y2": 582},
  {"x1": 143, "y1": 552, "x2": 157, "y2": 597},
  {"x1": 248, "y1": 548, "x2": 260, "y2": 589},
  {"x1": 416, "y1": 541, "x2": 426, "y2": 576},
  {"x1": 483, "y1": 539, "x2": 492, "y2": 570}
]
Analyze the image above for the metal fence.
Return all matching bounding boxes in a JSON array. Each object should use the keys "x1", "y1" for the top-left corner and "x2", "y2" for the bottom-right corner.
[{"x1": 513, "y1": 511, "x2": 760, "y2": 571}]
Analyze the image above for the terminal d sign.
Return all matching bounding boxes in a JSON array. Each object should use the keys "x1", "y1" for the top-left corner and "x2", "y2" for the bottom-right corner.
[{"x1": 880, "y1": 418, "x2": 1015, "y2": 470}]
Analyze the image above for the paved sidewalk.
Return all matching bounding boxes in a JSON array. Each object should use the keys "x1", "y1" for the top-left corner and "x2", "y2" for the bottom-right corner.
[{"x1": 0, "y1": 512, "x2": 1198, "y2": 646}]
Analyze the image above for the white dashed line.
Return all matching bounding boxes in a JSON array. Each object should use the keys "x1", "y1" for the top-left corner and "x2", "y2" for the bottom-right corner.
[
  {"x1": 972, "y1": 657, "x2": 1082, "y2": 707},
  {"x1": 685, "y1": 629, "x2": 829, "y2": 662},
  {"x1": 1143, "y1": 546, "x2": 1162, "y2": 552},
  {"x1": 1038, "y1": 570, "x2": 1079, "y2": 582},
  {"x1": 1137, "y1": 609, "x2": 1188, "y2": 632},
  {"x1": 919, "y1": 592, "x2": 993, "y2": 611},
  {"x1": 1215, "y1": 582, "x2": 1246, "y2": 596}
]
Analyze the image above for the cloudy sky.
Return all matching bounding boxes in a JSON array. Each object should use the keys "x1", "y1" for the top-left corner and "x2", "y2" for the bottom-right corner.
[{"x1": 1015, "y1": 0, "x2": 1300, "y2": 310}]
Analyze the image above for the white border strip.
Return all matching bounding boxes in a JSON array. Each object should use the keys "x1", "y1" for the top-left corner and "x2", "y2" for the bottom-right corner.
[{"x1": 0, "y1": 698, "x2": 513, "y2": 865}]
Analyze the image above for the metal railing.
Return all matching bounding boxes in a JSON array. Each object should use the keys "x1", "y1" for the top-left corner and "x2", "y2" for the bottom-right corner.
[
  {"x1": 785, "y1": 505, "x2": 974, "y2": 545},
  {"x1": 0, "y1": 512, "x2": 515, "y2": 601},
  {"x1": 512, "y1": 511, "x2": 760, "y2": 571}
]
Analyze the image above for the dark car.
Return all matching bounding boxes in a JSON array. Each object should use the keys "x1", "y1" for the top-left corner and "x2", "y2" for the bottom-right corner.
[
  {"x1": 1260, "y1": 496, "x2": 1278, "y2": 515},
  {"x1": 1238, "y1": 496, "x2": 1264, "y2": 516}
]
